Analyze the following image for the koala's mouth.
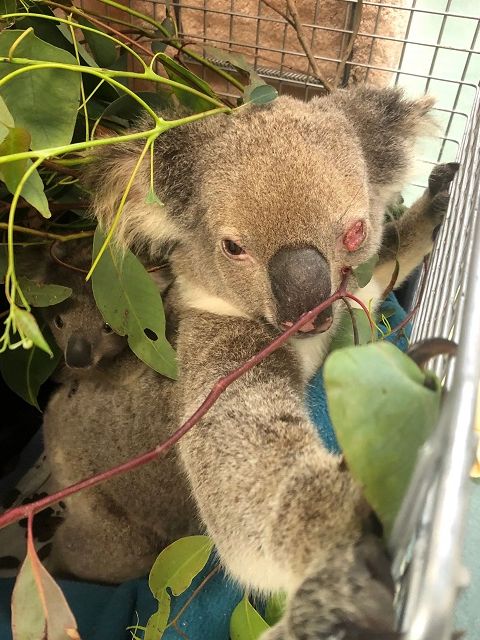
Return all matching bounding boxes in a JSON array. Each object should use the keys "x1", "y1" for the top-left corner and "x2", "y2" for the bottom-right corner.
[{"x1": 281, "y1": 313, "x2": 334, "y2": 339}]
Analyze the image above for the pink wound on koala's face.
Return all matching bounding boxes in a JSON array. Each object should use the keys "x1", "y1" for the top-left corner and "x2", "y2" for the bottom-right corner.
[{"x1": 343, "y1": 220, "x2": 366, "y2": 252}]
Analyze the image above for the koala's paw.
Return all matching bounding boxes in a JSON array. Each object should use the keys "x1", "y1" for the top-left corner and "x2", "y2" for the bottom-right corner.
[
  {"x1": 426, "y1": 162, "x2": 459, "y2": 231},
  {"x1": 261, "y1": 536, "x2": 399, "y2": 640}
]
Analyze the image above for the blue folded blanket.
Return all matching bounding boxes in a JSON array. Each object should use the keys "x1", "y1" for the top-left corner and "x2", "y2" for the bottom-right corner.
[{"x1": 0, "y1": 294, "x2": 410, "y2": 640}]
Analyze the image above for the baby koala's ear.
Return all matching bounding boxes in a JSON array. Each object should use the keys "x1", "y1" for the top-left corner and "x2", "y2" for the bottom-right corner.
[{"x1": 329, "y1": 85, "x2": 435, "y2": 192}]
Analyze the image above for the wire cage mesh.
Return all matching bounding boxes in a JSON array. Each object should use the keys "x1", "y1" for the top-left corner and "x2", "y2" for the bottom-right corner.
[{"x1": 78, "y1": 1, "x2": 480, "y2": 637}]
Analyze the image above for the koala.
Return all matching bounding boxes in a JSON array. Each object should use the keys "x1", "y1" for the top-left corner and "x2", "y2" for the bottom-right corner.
[
  {"x1": 40, "y1": 242, "x2": 197, "y2": 582},
  {"x1": 76, "y1": 86, "x2": 457, "y2": 636}
]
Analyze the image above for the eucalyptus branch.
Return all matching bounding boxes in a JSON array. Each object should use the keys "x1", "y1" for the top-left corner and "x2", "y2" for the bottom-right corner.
[
  {"x1": 341, "y1": 296, "x2": 359, "y2": 345},
  {"x1": 67, "y1": 14, "x2": 89, "y2": 142},
  {"x1": 334, "y1": 0, "x2": 364, "y2": 87},
  {"x1": 2, "y1": 12, "x2": 147, "y2": 67},
  {"x1": 285, "y1": 0, "x2": 333, "y2": 92},
  {"x1": 0, "y1": 269, "x2": 353, "y2": 529},
  {"x1": 68, "y1": 0, "x2": 245, "y2": 92}
]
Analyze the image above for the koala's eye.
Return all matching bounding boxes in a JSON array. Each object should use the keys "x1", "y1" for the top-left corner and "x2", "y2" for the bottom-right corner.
[
  {"x1": 102, "y1": 323, "x2": 113, "y2": 334},
  {"x1": 221, "y1": 238, "x2": 247, "y2": 260},
  {"x1": 54, "y1": 315, "x2": 64, "y2": 329}
]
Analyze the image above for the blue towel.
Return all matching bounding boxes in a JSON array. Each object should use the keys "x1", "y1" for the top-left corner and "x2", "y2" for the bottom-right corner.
[{"x1": 0, "y1": 294, "x2": 410, "y2": 640}]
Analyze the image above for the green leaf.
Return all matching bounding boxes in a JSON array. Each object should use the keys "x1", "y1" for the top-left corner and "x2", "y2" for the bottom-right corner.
[
  {"x1": 99, "y1": 91, "x2": 173, "y2": 125},
  {"x1": 15, "y1": 308, "x2": 53, "y2": 356},
  {"x1": 0, "y1": 127, "x2": 51, "y2": 218},
  {"x1": 329, "y1": 307, "x2": 373, "y2": 351},
  {"x1": 0, "y1": 94, "x2": 14, "y2": 143},
  {"x1": 156, "y1": 52, "x2": 218, "y2": 112},
  {"x1": 144, "y1": 590, "x2": 171, "y2": 640},
  {"x1": 0, "y1": 95, "x2": 14, "y2": 128},
  {"x1": 149, "y1": 535, "x2": 214, "y2": 598},
  {"x1": 11, "y1": 537, "x2": 80, "y2": 640},
  {"x1": 78, "y1": 16, "x2": 117, "y2": 68},
  {"x1": 18, "y1": 277, "x2": 72, "y2": 307},
  {"x1": 264, "y1": 591, "x2": 286, "y2": 626},
  {"x1": 230, "y1": 595, "x2": 270, "y2": 640},
  {"x1": 353, "y1": 254, "x2": 379, "y2": 288},
  {"x1": 0, "y1": 323, "x2": 60, "y2": 408},
  {"x1": 248, "y1": 84, "x2": 278, "y2": 105},
  {"x1": 324, "y1": 342, "x2": 441, "y2": 537},
  {"x1": 203, "y1": 46, "x2": 268, "y2": 101},
  {"x1": 0, "y1": 29, "x2": 80, "y2": 149},
  {"x1": 0, "y1": 0, "x2": 16, "y2": 19},
  {"x1": 152, "y1": 17, "x2": 176, "y2": 53},
  {"x1": 145, "y1": 187, "x2": 163, "y2": 205},
  {"x1": 92, "y1": 228, "x2": 177, "y2": 378}
]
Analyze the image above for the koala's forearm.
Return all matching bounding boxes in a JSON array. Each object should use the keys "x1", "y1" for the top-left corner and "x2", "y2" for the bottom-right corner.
[{"x1": 175, "y1": 312, "x2": 365, "y2": 593}]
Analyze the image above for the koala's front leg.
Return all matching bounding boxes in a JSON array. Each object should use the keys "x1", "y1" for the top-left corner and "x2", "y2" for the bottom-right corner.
[
  {"x1": 375, "y1": 162, "x2": 459, "y2": 292},
  {"x1": 175, "y1": 312, "x2": 395, "y2": 639}
]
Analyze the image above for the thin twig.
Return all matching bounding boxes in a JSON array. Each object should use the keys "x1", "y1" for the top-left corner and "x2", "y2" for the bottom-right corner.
[
  {"x1": 0, "y1": 269, "x2": 352, "y2": 530},
  {"x1": 334, "y1": 0, "x2": 364, "y2": 87},
  {"x1": 261, "y1": 0, "x2": 294, "y2": 26},
  {"x1": 381, "y1": 259, "x2": 400, "y2": 299},
  {"x1": 343, "y1": 291, "x2": 376, "y2": 339},
  {"x1": 41, "y1": 160, "x2": 80, "y2": 177},
  {"x1": 341, "y1": 296, "x2": 359, "y2": 345},
  {"x1": 285, "y1": 0, "x2": 334, "y2": 92},
  {"x1": 0, "y1": 223, "x2": 94, "y2": 242},
  {"x1": 390, "y1": 257, "x2": 429, "y2": 340},
  {"x1": 166, "y1": 565, "x2": 221, "y2": 630}
]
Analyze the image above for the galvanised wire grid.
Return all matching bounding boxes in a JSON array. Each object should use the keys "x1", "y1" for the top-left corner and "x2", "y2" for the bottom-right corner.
[{"x1": 79, "y1": 0, "x2": 480, "y2": 636}]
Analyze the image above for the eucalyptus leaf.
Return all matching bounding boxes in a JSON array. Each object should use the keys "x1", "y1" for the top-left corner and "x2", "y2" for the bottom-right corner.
[
  {"x1": 0, "y1": 0, "x2": 16, "y2": 19},
  {"x1": 230, "y1": 595, "x2": 270, "y2": 640},
  {"x1": 353, "y1": 254, "x2": 379, "y2": 288},
  {"x1": 0, "y1": 94, "x2": 14, "y2": 127},
  {"x1": 329, "y1": 307, "x2": 373, "y2": 351},
  {"x1": 0, "y1": 30, "x2": 80, "y2": 149},
  {"x1": 11, "y1": 540, "x2": 79, "y2": 640},
  {"x1": 156, "y1": 52, "x2": 218, "y2": 112},
  {"x1": 144, "y1": 590, "x2": 171, "y2": 640},
  {"x1": 203, "y1": 46, "x2": 267, "y2": 100},
  {"x1": 324, "y1": 342, "x2": 441, "y2": 536},
  {"x1": 149, "y1": 535, "x2": 214, "y2": 598},
  {"x1": 248, "y1": 84, "x2": 278, "y2": 105},
  {"x1": 78, "y1": 16, "x2": 117, "y2": 68},
  {"x1": 0, "y1": 323, "x2": 60, "y2": 408},
  {"x1": 152, "y1": 17, "x2": 176, "y2": 53},
  {"x1": 15, "y1": 308, "x2": 53, "y2": 356},
  {"x1": 99, "y1": 91, "x2": 173, "y2": 125},
  {"x1": 18, "y1": 277, "x2": 72, "y2": 307},
  {"x1": 0, "y1": 127, "x2": 51, "y2": 218},
  {"x1": 92, "y1": 228, "x2": 177, "y2": 378},
  {"x1": 264, "y1": 591, "x2": 286, "y2": 627}
]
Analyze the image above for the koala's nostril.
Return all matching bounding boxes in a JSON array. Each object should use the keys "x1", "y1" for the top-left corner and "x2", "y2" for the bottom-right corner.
[
  {"x1": 65, "y1": 336, "x2": 93, "y2": 369},
  {"x1": 268, "y1": 245, "x2": 332, "y2": 329}
]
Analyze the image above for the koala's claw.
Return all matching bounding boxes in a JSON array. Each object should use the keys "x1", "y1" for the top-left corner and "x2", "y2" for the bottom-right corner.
[
  {"x1": 425, "y1": 162, "x2": 460, "y2": 230},
  {"x1": 428, "y1": 162, "x2": 459, "y2": 196}
]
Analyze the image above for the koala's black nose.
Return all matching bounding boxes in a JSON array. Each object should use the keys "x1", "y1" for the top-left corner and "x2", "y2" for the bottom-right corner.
[
  {"x1": 268, "y1": 245, "x2": 332, "y2": 334},
  {"x1": 65, "y1": 335, "x2": 93, "y2": 369}
]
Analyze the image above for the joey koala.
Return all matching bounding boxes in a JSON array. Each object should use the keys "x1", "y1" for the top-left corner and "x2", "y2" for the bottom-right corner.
[
  {"x1": 41, "y1": 242, "x2": 196, "y2": 581},
  {"x1": 77, "y1": 86, "x2": 457, "y2": 637}
]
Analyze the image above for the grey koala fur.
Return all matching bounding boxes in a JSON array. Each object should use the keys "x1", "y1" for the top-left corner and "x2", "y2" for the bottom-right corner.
[
  {"x1": 41, "y1": 242, "x2": 196, "y2": 582},
  {"x1": 76, "y1": 86, "x2": 457, "y2": 636}
]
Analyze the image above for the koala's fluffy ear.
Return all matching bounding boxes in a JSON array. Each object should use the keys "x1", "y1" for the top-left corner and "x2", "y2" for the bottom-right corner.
[
  {"x1": 329, "y1": 85, "x2": 435, "y2": 194},
  {"x1": 84, "y1": 127, "x2": 192, "y2": 252}
]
